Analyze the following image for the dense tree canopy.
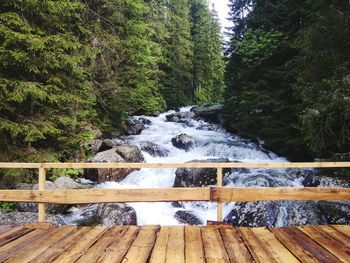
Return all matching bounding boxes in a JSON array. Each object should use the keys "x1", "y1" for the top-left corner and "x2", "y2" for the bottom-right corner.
[
  {"x1": 0, "y1": 0, "x2": 225, "y2": 168},
  {"x1": 224, "y1": 0, "x2": 350, "y2": 160}
]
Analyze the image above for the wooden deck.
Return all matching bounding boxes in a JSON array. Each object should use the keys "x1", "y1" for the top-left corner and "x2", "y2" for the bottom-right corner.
[{"x1": 0, "y1": 224, "x2": 349, "y2": 262}]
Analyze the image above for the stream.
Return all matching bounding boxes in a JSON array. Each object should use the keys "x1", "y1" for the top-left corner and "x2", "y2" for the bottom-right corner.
[{"x1": 62, "y1": 106, "x2": 316, "y2": 226}]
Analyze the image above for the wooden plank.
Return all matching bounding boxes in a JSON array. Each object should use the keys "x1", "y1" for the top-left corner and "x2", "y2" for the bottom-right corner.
[
  {"x1": 1, "y1": 161, "x2": 350, "y2": 169},
  {"x1": 5, "y1": 226, "x2": 76, "y2": 263},
  {"x1": 217, "y1": 168, "x2": 223, "y2": 221},
  {"x1": 185, "y1": 226, "x2": 205, "y2": 263},
  {"x1": 239, "y1": 228, "x2": 279, "y2": 263},
  {"x1": 218, "y1": 225, "x2": 253, "y2": 263},
  {"x1": 211, "y1": 187, "x2": 350, "y2": 202},
  {"x1": 150, "y1": 226, "x2": 170, "y2": 263},
  {"x1": 38, "y1": 167, "x2": 46, "y2": 223},
  {"x1": 331, "y1": 225, "x2": 350, "y2": 239},
  {"x1": 76, "y1": 226, "x2": 124, "y2": 263},
  {"x1": 166, "y1": 226, "x2": 185, "y2": 263},
  {"x1": 271, "y1": 228, "x2": 319, "y2": 262},
  {"x1": 0, "y1": 227, "x2": 33, "y2": 247},
  {"x1": 299, "y1": 226, "x2": 350, "y2": 262},
  {"x1": 0, "y1": 226, "x2": 13, "y2": 234},
  {"x1": 52, "y1": 226, "x2": 107, "y2": 263},
  {"x1": 202, "y1": 226, "x2": 229, "y2": 263},
  {"x1": 21, "y1": 223, "x2": 55, "y2": 230},
  {"x1": 316, "y1": 225, "x2": 350, "y2": 248},
  {"x1": 122, "y1": 225, "x2": 160, "y2": 263},
  {"x1": 0, "y1": 188, "x2": 210, "y2": 204},
  {"x1": 0, "y1": 229, "x2": 48, "y2": 262},
  {"x1": 28, "y1": 227, "x2": 91, "y2": 263},
  {"x1": 249, "y1": 227, "x2": 299, "y2": 262},
  {"x1": 99, "y1": 226, "x2": 140, "y2": 263}
]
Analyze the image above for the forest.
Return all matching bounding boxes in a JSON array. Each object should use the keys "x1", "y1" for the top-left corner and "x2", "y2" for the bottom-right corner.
[{"x1": 0, "y1": 0, "x2": 349, "y2": 167}]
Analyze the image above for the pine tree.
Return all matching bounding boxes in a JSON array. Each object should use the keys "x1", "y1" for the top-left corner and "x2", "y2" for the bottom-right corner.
[{"x1": 190, "y1": 1, "x2": 225, "y2": 103}]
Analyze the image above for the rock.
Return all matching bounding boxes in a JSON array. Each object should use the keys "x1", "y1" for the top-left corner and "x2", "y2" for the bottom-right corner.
[
  {"x1": 15, "y1": 183, "x2": 34, "y2": 190},
  {"x1": 193, "y1": 104, "x2": 224, "y2": 122},
  {"x1": 303, "y1": 174, "x2": 350, "y2": 188},
  {"x1": 138, "y1": 117, "x2": 151, "y2": 125},
  {"x1": 317, "y1": 201, "x2": 350, "y2": 224},
  {"x1": 171, "y1": 134, "x2": 196, "y2": 151},
  {"x1": 140, "y1": 141, "x2": 169, "y2": 157},
  {"x1": 17, "y1": 181, "x2": 70, "y2": 214},
  {"x1": 126, "y1": 119, "x2": 145, "y2": 135},
  {"x1": 174, "y1": 158, "x2": 232, "y2": 187},
  {"x1": 165, "y1": 112, "x2": 195, "y2": 126},
  {"x1": 282, "y1": 201, "x2": 325, "y2": 226},
  {"x1": 97, "y1": 203, "x2": 137, "y2": 226},
  {"x1": 0, "y1": 211, "x2": 62, "y2": 225},
  {"x1": 63, "y1": 205, "x2": 99, "y2": 226},
  {"x1": 114, "y1": 144, "x2": 145, "y2": 163},
  {"x1": 91, "y1": 138, "x2": 123, "y2": 153},
  {"x1": 150, "y1": 111, "x2": 160, "y2": 117},
  {"x1": 54, "y1": 176, "x2": 86, "y2": 189},
  {"x1": 224, "y1": 201, "x2": 281, "y2": 227},
  {"x1": 174, "y1": 210, "x2": 203, "y2": 225},
  {"x1": 88, "y1": 146, "x2": 144, "y2": 182}
]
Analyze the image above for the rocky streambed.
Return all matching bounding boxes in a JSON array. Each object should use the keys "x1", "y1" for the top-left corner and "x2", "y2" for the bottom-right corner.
[{"x1": 3, "y1": 105, "x2": 350, "y2": 227}]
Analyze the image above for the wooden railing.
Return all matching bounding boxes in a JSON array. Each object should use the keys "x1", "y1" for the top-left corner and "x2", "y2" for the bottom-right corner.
[{"x1": 0, "y1": 162, "x2": 350, "y2": 223}]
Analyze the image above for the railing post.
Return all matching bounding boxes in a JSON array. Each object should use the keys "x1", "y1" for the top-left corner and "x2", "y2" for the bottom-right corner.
[
  {"x1": 216, "y1": 167, "x2": 223, "y2": 221},
  {"x1": 38, "y1": 167, "x2": 46, "y2": 223}
]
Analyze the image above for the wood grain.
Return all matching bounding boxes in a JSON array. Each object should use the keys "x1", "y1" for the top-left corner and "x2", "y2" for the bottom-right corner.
[{"x1": 211, "y1": 187, "x2": 350, "y2": 202}]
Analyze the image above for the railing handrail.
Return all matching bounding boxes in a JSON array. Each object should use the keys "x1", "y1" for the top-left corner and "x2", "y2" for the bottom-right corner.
[
  {"x1": 1, "y1": 161, "x2": 350, "y2": 169},
  {"x1": 0, "y1": 161, "x2": 349, "y2": 224}
]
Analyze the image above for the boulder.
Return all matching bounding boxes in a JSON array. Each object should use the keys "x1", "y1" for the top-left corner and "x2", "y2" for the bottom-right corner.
[
  {"x1": 303, "y1": 174, "x2": 350, "y2": 188},
  {"x1": 90, "y1": 138, "x2": 124, "y2": 153},
  {"x1": 17, "y1": 181, "x2": 70, "y2": 214},
  {"x1": 282, "y1": 201, "x2": 325, "y2": 227},
  {"x1": 138, "y1": 117, "x2": 151, "y2": 125},
  {"x1": 114, "y1": 144, "x2": 145, "y2": 163},
  {"x1": 63, "y1": 205, "x2": 99, "y2": 226},
  {"x1": 140, "y1": 141, "x2": 169, "y2": 157},
  {"x1": 174, "y1": 210, "x2": 203, "y2": 225},
  {"x1": 87, "y1": 146, "x2": 144, "y2": 182},
  {"x1": 193, "y1": 104, "x2": 224, "y2": 121},
  {"x1": 224, "y1": 201, "x2": 281, "y2": 227},
  {"x1": 171, "y1": 134, "x2": 196, "y2": 151},
  {"x1": 53, "y1": 176, "x2": 86, "y2": 189},
  {"x1": 166, "y1": 112, "x2": 195, "y2": 122},
  {"x1": 126, "y1": 119, "x2": 146, "y2": 135},
  {"x1": 317, "y1": 201, "x2": 350, "y2": 224},
  {"x1": 97, "y1": 203, "x2": 137, "y2": 226},
  {"x1": 174, "y1": 158, "x2": 232, "y2": 187}
]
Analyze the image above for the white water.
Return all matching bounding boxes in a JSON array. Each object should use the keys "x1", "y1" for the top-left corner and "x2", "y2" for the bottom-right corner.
[{"x1": 88, "y1": 106, "x2": 306, "y2": 226}]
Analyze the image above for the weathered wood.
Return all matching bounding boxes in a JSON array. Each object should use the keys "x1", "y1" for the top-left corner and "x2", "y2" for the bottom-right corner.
[
  {"x1": 166, "y1": 226, "x2": 185, "y2": 263},
  {"x1": 38, "y1": 167, "x2": 46, "y2": 223},
  {"x1": 0, "y1": 229, "x2": 48, "y2": 262},
  {"x1": 99, "y1": 226, "x2": 140, "y2": 263},
  {"x1": 185, "y1": 226, "x2": 205, "y2": 263},
  {"x1": 1, "y1": 161, "x2": 350, "y2": 169},
  {"x1": 0, "y1": 188, "x2": 210, "y2": 204},
  {"x1": 0, "y1": 227, "x2": 33, "y2": 247},
  {"x1": 299, "y1": 226, "x2": 350, "y2": 262},
  {"x1": 211, "y1": 187, "x2": 350, "y2": 202},
  {"x1": 150, "y1": 226, "x2": 170, "y2": 263},
  {"x1": 217, "y1": 168, "x2": 223, "y2": 222},
  {"x1": 6, "y1": 226, "x2": 75, "y2": 263},
  {"x1": 271, "y1": 228, "x2": 319, "y2": 262},
  {"x1": 249, "y1": 227, "x2": 299, "y2": 262},
  {"x1": 218, "y1": 225, "x2": 253, "y2": 263},
  {"x1": 52, "y1": 227, "x2": 107, "y2": 263},
  {"x1": 316, "y1": 225, "x2": 350, "y2": 249},
  {"x1": 202, "y1": 226, "x2": 230, "y2": 263},
  {"x1": 76, "y1": 226, "x2": 124, "y2": 263},
  {"x1": 331, "y1": 225, "x2": 350, "y2": 239},
  {"x1": 29, "y1": 227, "x2": 91, "y2": 263},
  {"x1": 122, "y1": 225, "x2": 160, "y2": 263}
]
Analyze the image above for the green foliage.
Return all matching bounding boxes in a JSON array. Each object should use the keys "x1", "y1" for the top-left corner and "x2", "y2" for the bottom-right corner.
[
  {"x1": 50, "y1": 169, "x2": 83, "y2": 181},
  {"x1": 225, "y1": 0, "x2": 350, "y2": 160},
  {"x1": 0, "y1": 202, "x2": 15, "y2": 213},
  {"x1": 0, "y1": 0, "x2": 225, "y2": 175}
]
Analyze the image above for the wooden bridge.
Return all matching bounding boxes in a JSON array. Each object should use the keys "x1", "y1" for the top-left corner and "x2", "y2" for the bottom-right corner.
[{"x1": 0, "y1": 161, "x2": 350, "y2": 262}]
